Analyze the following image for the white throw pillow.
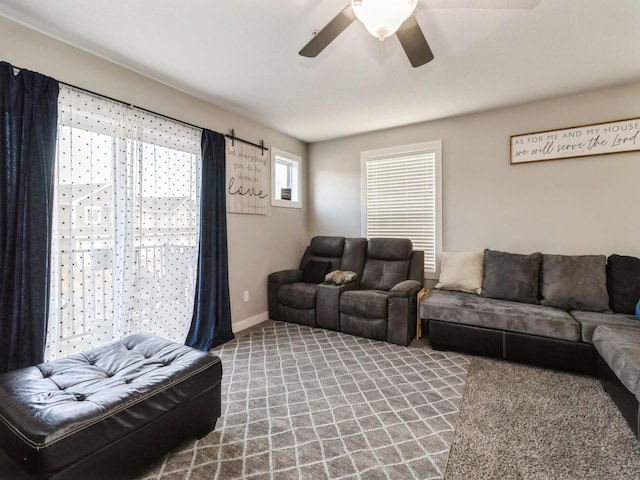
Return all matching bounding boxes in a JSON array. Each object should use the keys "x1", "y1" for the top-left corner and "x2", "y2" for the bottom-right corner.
[{"x1": 435, "y1": 251, "x2": 484, "y2": 294}]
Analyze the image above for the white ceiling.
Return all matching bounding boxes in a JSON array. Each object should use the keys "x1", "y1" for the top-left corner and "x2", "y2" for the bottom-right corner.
[{"x1": 2, "y1": 0, "x2": 640, "y2": 143}]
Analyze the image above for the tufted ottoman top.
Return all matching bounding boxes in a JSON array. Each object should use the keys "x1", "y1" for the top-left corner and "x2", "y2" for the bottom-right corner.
[{"x1": 0, "y1": 333, "x2": 222, "y2": 476}]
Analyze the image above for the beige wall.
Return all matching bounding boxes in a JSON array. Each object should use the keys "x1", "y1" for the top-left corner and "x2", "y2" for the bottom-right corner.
[
  {"x1": 309, "y1": 82, "x2": 640, "y2": 262},
  {"x1": 5, "y1": 14, "x2": 640, "y2": 327},
  {"x1": 1, "y1": 17, "x2": 309, "y2": 330}
]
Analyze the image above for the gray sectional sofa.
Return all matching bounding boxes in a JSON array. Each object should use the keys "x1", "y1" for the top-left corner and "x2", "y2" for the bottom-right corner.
[{"x1": 420, "y1": 249, "x2": 640, "y2": 436}]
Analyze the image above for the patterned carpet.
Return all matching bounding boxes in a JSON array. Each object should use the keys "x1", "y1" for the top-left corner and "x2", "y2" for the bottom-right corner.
[{"x1": 140, "y1": 321, "x2": 469, "y2": 479}]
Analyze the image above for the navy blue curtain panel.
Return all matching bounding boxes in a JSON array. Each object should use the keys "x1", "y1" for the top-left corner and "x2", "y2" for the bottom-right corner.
[
  {"x1": 0, "y1": 62, "x2": 59, "y2": 373},
  {"x1": 186, "y1": 129, "x2": 234, "y2": 351}
]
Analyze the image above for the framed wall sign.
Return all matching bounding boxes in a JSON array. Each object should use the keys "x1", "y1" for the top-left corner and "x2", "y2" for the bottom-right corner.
[
  {"x1": 510, "y1": 117, "x2": 640, "y2": 164},
  {"x1": 226, "y1": 139, "x2": 268, "y2": 215}
]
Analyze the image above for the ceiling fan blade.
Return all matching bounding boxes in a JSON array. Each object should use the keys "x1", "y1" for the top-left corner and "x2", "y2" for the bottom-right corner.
[
  {"x1": 299, "y1": 4, "x2": 356, "y2": 58},
  {"x1": 396, "y1": 14, "x2": 434, "y2": 68}
]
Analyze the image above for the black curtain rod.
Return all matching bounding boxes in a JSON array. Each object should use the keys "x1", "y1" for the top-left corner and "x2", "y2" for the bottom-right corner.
[
  {"x1": 225, "y1": 129, "x2": 269, "y2": 155},
  {"x1": 11, "y1": 64, "x2": 202, "y2": 130},
  {"x1": 11, "y1": 63, "x2": 270, "y2": 153}
]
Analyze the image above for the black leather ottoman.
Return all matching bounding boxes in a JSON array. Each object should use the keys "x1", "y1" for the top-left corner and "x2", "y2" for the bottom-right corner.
[{"x1": 0, "y1": 333, "x2": 222, "y2": 479}]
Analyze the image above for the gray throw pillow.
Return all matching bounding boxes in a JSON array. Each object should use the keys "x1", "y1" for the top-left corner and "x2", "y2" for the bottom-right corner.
[
  {"x1": 481, "y1": 249, "x2": 542, "y2": 304},
  {"x1": 540, "y1": 254, "x2": 609, "y2": 312}
]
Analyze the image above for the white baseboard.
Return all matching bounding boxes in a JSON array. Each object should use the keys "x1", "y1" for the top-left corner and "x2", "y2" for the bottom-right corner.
[{"x1": 233, "y1": 311, "x2": 269, "y2": 333}]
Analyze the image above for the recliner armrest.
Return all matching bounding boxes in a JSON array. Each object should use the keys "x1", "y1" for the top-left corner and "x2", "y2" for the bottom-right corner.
[
  {"x1": 387, "y1": 280, "x2": 423, "y2": 346},
  {"x1": 318, "y1": 282, "x2": 359, "y2": 295},
  {"x1": 268, "y1": 269, "x2": 303, "y2": 285},
  {"x1": 268, "y1": 269, "x2": 303, "y2": 320},
  {"x1": 316, "y1": 282, "x2": 359, "y2": 331},
  {"x1": 389, "y1": 280, "x2": 423, "y2": 298}
]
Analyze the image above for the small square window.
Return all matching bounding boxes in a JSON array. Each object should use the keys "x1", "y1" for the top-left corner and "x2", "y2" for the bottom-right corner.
[{"x1": 271, "y1": 148, "x2": 301, "y2": 209}]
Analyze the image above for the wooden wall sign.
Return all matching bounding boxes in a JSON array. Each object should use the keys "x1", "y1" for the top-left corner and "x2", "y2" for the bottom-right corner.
[
  {"x1": 226, "y1": 139, "x2": 268, "y2": 214},
  {"x1": 510, "y1": 117, "x2": 640, "y2": 164}
]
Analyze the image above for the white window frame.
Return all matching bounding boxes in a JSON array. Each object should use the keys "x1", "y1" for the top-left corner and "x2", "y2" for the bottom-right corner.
[
  {"x1": 271, "y1": 147, "x2": 302, "y2": 209},
  {"x1": 360, "y1": 140, "x2": 442, "y2": 280}
]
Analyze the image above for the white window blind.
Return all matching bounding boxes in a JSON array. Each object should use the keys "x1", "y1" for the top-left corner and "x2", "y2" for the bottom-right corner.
[{"x1": 362, "y1": 141, "x2": 442, "y2": 278}]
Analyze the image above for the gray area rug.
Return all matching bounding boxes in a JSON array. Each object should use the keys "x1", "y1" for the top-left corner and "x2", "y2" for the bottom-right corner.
[
  {"x1": 444, "y1": 357, "x2": 640, "y2": 480},
  {"x1": 141, "y1": 321, "x2": 469, "y2": 479}
]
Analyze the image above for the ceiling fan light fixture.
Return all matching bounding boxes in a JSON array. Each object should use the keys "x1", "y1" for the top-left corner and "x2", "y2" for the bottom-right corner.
[{"x1": 351, "y1": 0, "x2": 418, "y2": 41}]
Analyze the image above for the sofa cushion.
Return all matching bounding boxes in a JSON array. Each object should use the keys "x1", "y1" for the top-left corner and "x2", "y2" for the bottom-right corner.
[
  {"x1": 607, "y1": 254, "x2": 640, "y2": 314},
  {"x1": 300, "y1": 236, "x2": 346, "y2": 271},
  {"x1": 435, "y1": 251, "x2": 484, "y2": 294},
  {"x1": 570, "y1": 310, "x2": 638, "y2": 344},
  {"x1": 278, "y1": 283, "x2": 318, "y2": 309},
  {"x1": 308, "y1": 236, "x2": 345, "y2": 258},
  {"x1": 540, "y1": 254, "x2": 609, "y2": 312},
  {"x1": 360, "y1": 238, "x2": 413, "y2": 291},
  {"x1": 480, "y1": 250, "x2": 542, "y2": 304},
  {"x1": 366, "y1": 238, "x2": 412, "y2": 261},
  {"x1": 302, "y1": 261, "x2": 331, "y2": 284},
  {"x1": 421, "y1": 289, "x2": 580, "y2": 342},
  {"x1": 340, "y1": 290, "x2": 388, "y2": 319},
  {"x1": 361, "y1": 259, "x2": 410, "y2": 291},
  {"x1": 593, "y1": 325, "x2": 640, "y2": 399}
]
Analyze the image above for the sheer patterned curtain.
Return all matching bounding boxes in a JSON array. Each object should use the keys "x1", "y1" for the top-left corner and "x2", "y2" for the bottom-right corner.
[{"x1": 46, "y1": 85, "x2": 202, "y2": 359}]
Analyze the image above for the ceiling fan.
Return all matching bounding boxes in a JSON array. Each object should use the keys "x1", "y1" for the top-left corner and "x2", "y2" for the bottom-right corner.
[{"x1": 299, "y1": 0, "x2": 434, "y2": 68}]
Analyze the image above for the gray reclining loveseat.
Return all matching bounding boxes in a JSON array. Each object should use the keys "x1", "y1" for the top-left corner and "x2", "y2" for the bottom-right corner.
[{"x1": 268, "y1": 236, "x2": 424, "y2": 346}]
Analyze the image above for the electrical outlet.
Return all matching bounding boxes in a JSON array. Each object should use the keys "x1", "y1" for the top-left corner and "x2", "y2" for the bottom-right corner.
[{"x1": 243, "y1": 290, "x2": 249, "y2": 302}]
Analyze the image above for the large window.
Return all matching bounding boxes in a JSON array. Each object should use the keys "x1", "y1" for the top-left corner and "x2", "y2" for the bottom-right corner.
[
  {"x1": 361, "y1": 140, "x2": 442, "y2": 279},
  {"x1": 47, "y1": 85, "x2": 202, "y2": 359}
]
